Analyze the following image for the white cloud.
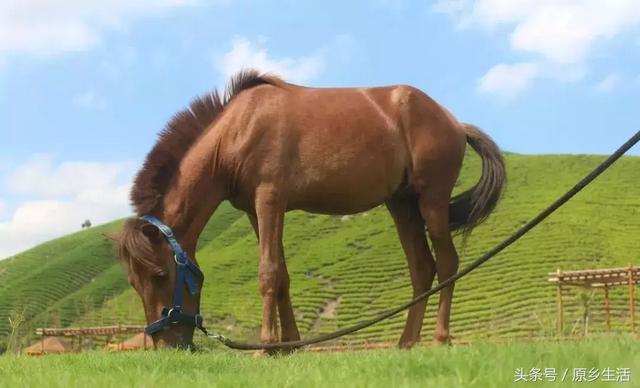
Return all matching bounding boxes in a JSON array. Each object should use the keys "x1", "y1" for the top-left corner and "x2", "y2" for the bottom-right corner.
[
  {"x1": 545, "y1": 64, "x2": 589, "y2": 84},
  {"x1": 0, "y1": 0, "x2": 197, "y2": 58},
  {"x1": 0, "y1": 198, "x2": 6, "y2": 219},
  {"x1": 0, "y1": 155, "x2": 135, "y2": 259},
  {"x1": 8, "y1": 155, "x2": 130, "y2": 199},
  {"x1": 477, "y1": 62, "x2": 539, "y2": 100},
  {"x1": 436, "y1": 1, "x2": 640, "y2": 100},
  {"x1": 216, "y1": 36, "x2": 325, "y2": 83},
  {"x1": 594, "y1": 73, "x2": 623, "y2": 93},
  {"x1": 435, "y1": 0, "x2": 640, "y2": 64},
  {"x1": 73, "y1": 90, "x2": 107, "y2": 110}
]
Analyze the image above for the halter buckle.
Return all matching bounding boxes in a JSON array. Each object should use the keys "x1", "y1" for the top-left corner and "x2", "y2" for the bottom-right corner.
[
  {"x1": 166, "y1": 306, "x2": 182, "y2": 322},
  {"x1": 174, "y1": 253, "x2": 187, "y2": 266}
]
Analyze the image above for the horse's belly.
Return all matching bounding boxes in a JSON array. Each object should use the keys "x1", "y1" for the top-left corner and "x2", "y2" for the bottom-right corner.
[
  {"x1": 290, "y1": 192, "x2": 390, "y2": 215},
  {"x1": 289, "y1": 186, "x2": 389, "y2": 214},
  {"x1": 286, "y1": 154, "x2": 407, "y2": 214}
]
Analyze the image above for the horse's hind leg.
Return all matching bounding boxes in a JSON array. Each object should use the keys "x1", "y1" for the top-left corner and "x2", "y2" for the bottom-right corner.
[
  {"x1": 417, "y1": 191, "x2": 459, "y2": 344},
  {"x1": 386, "y1": 195, "x2": 436, "y2": 348}
]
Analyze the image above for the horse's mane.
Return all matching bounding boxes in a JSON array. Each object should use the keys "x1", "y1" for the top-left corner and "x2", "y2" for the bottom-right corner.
[
  {"x1": 130, "y1": 69, "x2": 281, "y2": 215},
  {"x1": 118, "y1": 70, "x2": 280, "y2": 272}
]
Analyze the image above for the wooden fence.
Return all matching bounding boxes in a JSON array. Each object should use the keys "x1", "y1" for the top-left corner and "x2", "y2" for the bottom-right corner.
[
  {"x1": 34, "y1": 324, "x2": 146, "y2": 353},
  {"x1": 549, "y1": 265, "x2": 639, "y2": 335}
]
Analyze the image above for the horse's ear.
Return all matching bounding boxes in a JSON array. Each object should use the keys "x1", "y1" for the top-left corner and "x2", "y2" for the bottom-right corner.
[
  {"x1": 102, "y1": 232, "x2": 120, "y2": 242},
  {"x1": 141, "y1": 223, "x2": 162, "y2": 243}
]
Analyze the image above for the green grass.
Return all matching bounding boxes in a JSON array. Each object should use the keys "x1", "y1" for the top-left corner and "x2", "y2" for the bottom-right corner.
[
  {"x1": 0, "y1": 337, "x2": 637, "y2": 387},
  {"x1": 2, "y1": 153, "x2": 639, "y2": 349}
]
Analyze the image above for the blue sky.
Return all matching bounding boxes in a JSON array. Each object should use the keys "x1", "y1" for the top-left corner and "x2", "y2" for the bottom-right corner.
[{"x1": 1, "y1": 0, "x2": 639, "y2": 258}]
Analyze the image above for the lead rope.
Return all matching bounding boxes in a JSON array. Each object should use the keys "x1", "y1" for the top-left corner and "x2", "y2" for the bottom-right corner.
[{"x1": 205, "y1": 130, "x2": 640, "y2": 351}]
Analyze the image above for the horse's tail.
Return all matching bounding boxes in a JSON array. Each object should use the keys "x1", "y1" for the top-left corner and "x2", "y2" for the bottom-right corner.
[{"x1": 448, "y1": 123, "x2": 506, "y2": 236}]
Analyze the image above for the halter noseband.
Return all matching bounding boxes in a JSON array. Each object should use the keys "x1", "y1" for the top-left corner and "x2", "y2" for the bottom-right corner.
[{"x1": 140, "y1": 215, "x2": 207, "y2": 336}]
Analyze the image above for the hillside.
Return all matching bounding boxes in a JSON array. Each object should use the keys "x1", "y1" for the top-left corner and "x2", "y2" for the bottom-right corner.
[{"x1": 1, "y1": 153, "x2": 639, "y2": 349}]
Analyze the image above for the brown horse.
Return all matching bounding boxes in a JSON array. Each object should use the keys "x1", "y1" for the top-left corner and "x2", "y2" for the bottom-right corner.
[{"x1": 112, "y1": 70, "x2": 505, "y2": 350}]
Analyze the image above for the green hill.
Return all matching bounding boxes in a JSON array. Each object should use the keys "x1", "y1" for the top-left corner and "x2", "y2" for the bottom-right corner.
[{"x1": 1, "y1": 153, "x2": 639, "y2": 349}]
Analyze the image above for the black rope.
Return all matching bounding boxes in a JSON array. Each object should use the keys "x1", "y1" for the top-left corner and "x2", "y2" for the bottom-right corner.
[{"x1": 209, "y1": 130, "x2": 640, "y2": 350}]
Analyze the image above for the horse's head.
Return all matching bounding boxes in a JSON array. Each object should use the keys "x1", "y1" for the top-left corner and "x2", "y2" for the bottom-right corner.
[{"x1": 110, "y1": 218, "x2": 201, "y2": 349}]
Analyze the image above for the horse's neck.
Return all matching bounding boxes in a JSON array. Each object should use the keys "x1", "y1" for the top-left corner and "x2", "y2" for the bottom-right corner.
[{"x1": 160, "y1": 149, "x2": 227, "y2": 254}]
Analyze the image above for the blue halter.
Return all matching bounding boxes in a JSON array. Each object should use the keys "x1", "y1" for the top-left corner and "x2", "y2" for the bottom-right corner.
[{"x1": 140, "y1": 215, "x2": 207, "y2": 336}]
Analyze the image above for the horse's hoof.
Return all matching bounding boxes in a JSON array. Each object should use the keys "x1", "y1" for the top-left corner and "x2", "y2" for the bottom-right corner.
[
  {"x1": 253, "y1": 346, "x2": 296, "y2": 357},
  {"x1": 432, "y1": 335, "x2": 452, "y2": 346},
  {"x1": 276, "y1": 346, "x2": 297, "y2": 355},
  {"x1": 253, "y1": 349, "x2": 271, "y2": 358},
  {"x1": 398, "y1": 338, "x2": 418, "y2": 349}
]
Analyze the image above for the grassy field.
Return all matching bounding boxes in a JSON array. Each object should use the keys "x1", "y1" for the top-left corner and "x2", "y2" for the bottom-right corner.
[
  {"x1": 0, "y1": 337, "x2": 637, "y2": 388},
  {"x1": 1, "y1": 153, "x2": 639, "y2": 349}
]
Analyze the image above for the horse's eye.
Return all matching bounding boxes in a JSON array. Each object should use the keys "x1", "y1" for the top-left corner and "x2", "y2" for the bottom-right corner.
[{"x1": 153, "y1": 271, "x2": 168, "y2": 279}]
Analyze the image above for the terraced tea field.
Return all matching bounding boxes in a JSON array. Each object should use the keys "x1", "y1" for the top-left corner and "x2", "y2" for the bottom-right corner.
[{"x1": 1, "y1": 153, "x2": 639, "y2": 349}]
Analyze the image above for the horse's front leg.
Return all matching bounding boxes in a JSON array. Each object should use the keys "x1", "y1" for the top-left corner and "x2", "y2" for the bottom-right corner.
[
  {"x1": 253, "y1": 186, "x2": 286, "y2": 352},
  {"x1": 247, "y1": 214, "x2": 301, "y2": 346}
]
